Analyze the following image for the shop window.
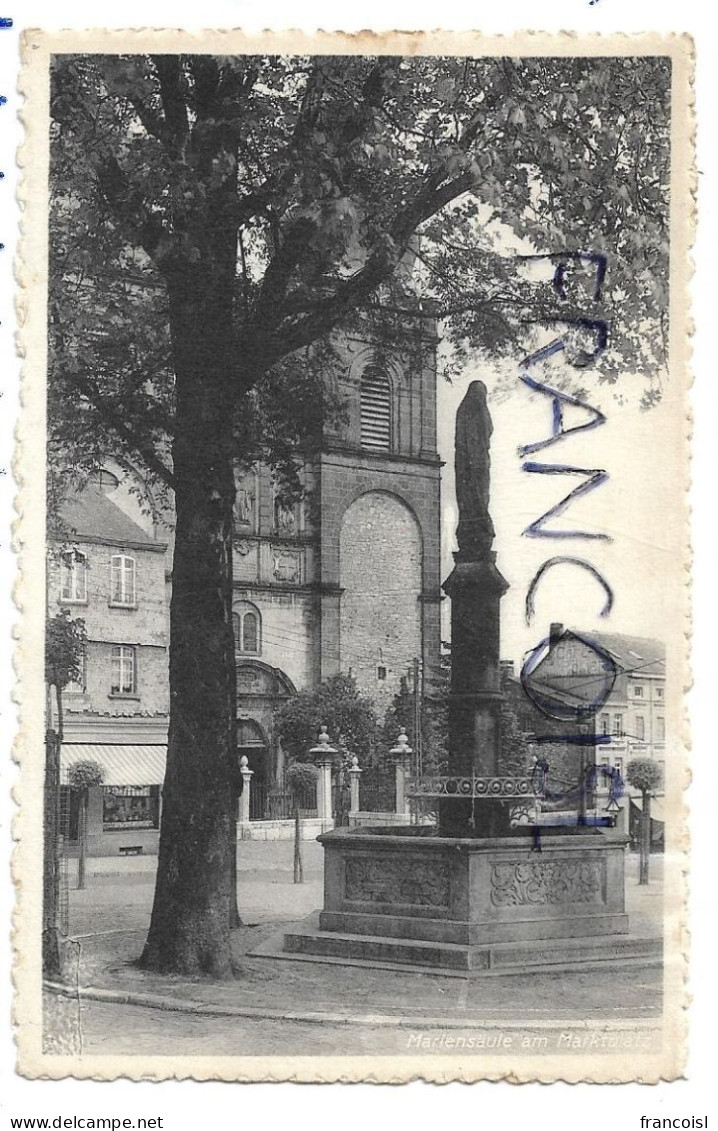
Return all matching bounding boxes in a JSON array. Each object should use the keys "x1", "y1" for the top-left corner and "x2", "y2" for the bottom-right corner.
[
  {"x1": 233, "y1": 603, "x2": 261, "y2": 654},
  {"x1": 360, "y1": 367, "x2": 392, "y2": 451},
  {"x1": 103, "y1": 785, "x2": 160, "y2": 830},
  {"x1": 60, "y1": 550, "x2": 87, "y2": 603},
  {"x1": 110, "y1": 554, "x2": 136, "y2": 607},
  {"x1": 111, "y1": 644, "x2": 137, "y2": 695}
]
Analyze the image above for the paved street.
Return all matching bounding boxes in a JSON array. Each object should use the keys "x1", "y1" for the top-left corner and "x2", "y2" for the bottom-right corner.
[
  {"x1": 44, "y1": 840, "x2": 665, "y2": 1058},
  {"x1": 45, "y1": 994, "x2": 662, "y2": 1059}
]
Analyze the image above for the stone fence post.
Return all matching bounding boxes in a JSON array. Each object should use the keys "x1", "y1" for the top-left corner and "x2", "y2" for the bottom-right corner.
[
  {"x1": 348, "y1": 755, "x2": 362, "y2": 815},
  {"x1": 238, "y1": 754, "x2": 253, "y2": 826},
  {"x1": 390, "y1": 730, "x2": 413, "y2": 819},
  {"x1": 310, "y1": 725, "x2": 336, "y2": 830}
]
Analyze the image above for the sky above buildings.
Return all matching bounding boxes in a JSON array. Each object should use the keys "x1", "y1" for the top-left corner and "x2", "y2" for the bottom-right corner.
[{"x1": 436, "y1": 358, "x2": 677, "y2": 670}]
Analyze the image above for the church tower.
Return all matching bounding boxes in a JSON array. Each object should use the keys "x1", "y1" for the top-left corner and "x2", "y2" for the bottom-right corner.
[
  {"x1": 316, "y1": 314, "x2": 443, "y2": 712},
  {"x1": 232, "y1": 311, "x2": 442, "y2": 789}
]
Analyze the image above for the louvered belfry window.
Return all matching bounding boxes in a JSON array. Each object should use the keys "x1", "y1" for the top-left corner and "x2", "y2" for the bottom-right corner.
[{"x1": 360, "y1": 367, "x2": 392, "y2": 451}]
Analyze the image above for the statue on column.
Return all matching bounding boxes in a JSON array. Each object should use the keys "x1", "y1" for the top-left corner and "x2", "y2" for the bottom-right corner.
[{"x1": 454, "y1": 380, "x2": 495, "y2": 560}]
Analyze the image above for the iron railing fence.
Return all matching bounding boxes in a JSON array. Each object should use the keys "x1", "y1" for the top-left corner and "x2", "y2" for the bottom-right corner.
[
  {"x1": 249, "y1": 778, "x2": 318, "y2": 822},
  {"x1": 358, "y1": 762, "x2": 396, "y2": 813}
]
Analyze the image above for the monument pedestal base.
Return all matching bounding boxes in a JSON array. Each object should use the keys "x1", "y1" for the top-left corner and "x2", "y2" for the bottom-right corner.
[{"x1": 281, "y1": 826, "x2": 661, "y2": 973}]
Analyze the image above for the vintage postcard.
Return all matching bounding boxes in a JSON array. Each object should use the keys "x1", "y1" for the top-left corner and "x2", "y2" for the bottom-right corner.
[{"x1": 14, "y1": 29, "x2": 693, "y2": 1082}]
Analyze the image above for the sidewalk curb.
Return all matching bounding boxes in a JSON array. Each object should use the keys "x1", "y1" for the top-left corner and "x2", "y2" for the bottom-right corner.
[{"x1": 44, "y1": 982, "x2": 661, "y2": 1033}]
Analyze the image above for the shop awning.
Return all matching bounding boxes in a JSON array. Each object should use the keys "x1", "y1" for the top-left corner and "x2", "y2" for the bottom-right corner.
[
  {"x1": 630, "y1": 795, "x2": 665, "y2": 824},
  {"x1": 61, "y1": 744, "x2": 166, "y2": 787}
]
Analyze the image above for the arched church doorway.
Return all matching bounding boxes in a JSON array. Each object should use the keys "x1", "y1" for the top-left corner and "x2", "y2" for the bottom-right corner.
[{"x1": 237, "y1": 717, "x2": 269, "y2": 820}]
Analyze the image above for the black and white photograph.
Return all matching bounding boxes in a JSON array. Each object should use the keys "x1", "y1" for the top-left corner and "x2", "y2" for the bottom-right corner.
[{"x1": 12, "y1": 28, "x2": 693, "y2": 1083}]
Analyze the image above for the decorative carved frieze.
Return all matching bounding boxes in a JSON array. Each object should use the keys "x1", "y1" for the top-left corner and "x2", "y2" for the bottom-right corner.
[
  {"x1": 490, "y1": 860, "x2": 603, "y2": 907},
  {"x1": 345, "y1": 855, "x2": 450, "y2": 907}
]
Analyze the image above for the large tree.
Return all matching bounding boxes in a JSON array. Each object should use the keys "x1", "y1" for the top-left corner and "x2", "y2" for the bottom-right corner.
[
  {"x1": 48, "y1": 52, "x2": 671, "y2": 975},
  {"x1": 277, "y1": 673, "x2": 378, "y2": 766}
]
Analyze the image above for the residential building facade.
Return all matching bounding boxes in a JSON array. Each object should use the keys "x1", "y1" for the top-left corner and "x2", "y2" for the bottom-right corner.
[
  {"x1": 50, "y1": 475, "x2": 170, "y2": 853},
  {"x1": 514, "y1": 624, "x2": 666, "y2": 835}
]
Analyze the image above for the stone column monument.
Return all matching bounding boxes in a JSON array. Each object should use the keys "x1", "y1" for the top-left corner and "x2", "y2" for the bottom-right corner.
[
  {"x1": 441, "y1": 381, "x2": 510, "y2": 837},
  {"x1": 280, "y1": 381, "x2": 654, "y2": 974}
]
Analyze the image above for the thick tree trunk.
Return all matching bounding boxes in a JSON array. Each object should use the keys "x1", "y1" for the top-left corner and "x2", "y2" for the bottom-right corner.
[{"x1": 140, "y1": 212, "x2": 242, "y2": 976}]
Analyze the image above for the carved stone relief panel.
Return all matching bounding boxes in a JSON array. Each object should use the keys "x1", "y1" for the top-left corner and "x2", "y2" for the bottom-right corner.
[
  {"x1": 233, "y1": 539, "x2": 259, "y2": 582},
  {"x1": 236, "y1": 666, "x2": 274, "y2": 696},
  {"x1": 271, "y1": 546, "x2": 302, "y2": 584},
  {"x1": 235, "y1": 472, "x2": 258, "y2": 531},
  {"x1": 490, "y1": 859, "x2": 604, "y2": 907},
  {"x1": 273, "y1": 496, "x2": 299, "y2": 536},
  {"x1": 345, "y1": 855, "x2": 450, "y2": 907}
]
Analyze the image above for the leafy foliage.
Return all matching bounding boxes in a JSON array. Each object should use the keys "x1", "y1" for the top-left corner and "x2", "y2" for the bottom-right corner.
[
  {"x1": 284, "y1": 761, "x2": 318, "y2": 796},
  {"x1": 49, "y1": 53, "x2": 671, "y2": 497},
  {"x1": 45, "y1": 610, "x2": 87, "y2": 690},
  {"x1": 277, "y1": 673, "x2": 378, "y2": 764},
  {"x1": 626, "y1": 757, "x2": 663, "y2": 795},
  {"x1": 67, "y1": 759, "x2": 105, "y2": 790},
  {"x1": 382, "y1": 656, "x2": 450, "y2": 776}
]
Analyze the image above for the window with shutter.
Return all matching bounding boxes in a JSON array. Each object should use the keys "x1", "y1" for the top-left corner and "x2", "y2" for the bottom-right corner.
[{"x1": 360, "y1": 368, "x2": 391, "y2": 451}]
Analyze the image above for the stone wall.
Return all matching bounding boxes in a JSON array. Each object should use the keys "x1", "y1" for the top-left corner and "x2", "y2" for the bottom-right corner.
[
  {"x1": 339, "y1": 490, "x2": 423, "y2": 711},
  {"x1": 317, "y1": 449, "x2": 442, "y2": 710}
]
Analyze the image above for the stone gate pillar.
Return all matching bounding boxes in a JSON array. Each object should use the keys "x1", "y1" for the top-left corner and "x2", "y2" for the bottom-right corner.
[
  {"x1": 238, "y1": 754, "x2": 253, "y2": 826},
  {"x1": 348, "y1": 755, "x2": 362, "y2": 815},
  {"x1": 390, "y1": 730, "x2": 413, "y2": 819},
  {"x1": 311, "y1": 726, "x2": 336, "y2": 830}
]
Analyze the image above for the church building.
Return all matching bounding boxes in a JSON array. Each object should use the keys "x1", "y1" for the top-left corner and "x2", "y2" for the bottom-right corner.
[{"x1": 232, "y1": 319, "x2": 443, "y2": 791}]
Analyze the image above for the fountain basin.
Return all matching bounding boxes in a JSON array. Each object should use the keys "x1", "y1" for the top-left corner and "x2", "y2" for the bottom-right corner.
[{"x1": 281, "y1": 825, "x2": 662, "y2": 972}]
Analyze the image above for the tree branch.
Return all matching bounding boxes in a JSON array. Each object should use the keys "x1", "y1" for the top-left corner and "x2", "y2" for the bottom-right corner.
[
  {"x1": 152, "y1": 56, "x2": 190, "y2": 154},
  {"x1": 255, "y1": 165, "x2": 482, "y2": 364},
  {"x1": 62, "y1": 371, "x2": 176, "y2": 491}
]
